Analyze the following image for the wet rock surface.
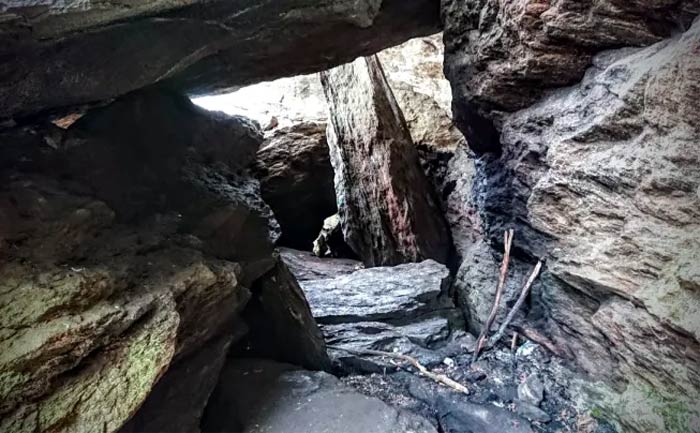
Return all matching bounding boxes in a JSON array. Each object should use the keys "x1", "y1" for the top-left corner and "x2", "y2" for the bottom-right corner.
[{"x1": 202, "y1": 359, "x2": 438, "y2": 433}]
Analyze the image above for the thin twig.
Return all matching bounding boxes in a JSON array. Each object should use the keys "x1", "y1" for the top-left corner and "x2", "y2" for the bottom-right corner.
[
  {"x1": 510, "y1": 332, "x2": 518, "y2": 352},
  {"x1": 473, "y1": 229, "x2": 514, "y2": 363},
  {"x1": 329, "y1": 345, "x2": 469, "y2": 394},
  {"x1": 486, "y1": 261, "x2": 542, "y2": 349}
]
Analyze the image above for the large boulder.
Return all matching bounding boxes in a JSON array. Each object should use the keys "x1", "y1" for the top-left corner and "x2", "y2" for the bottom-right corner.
[
  {"x1": 320, "y1": 55, "x2": 452, "y2": 266},
  {"x1": 295, "y1": 259, "x2": 467, "y2": 371},
  {"x1": 442, "y1": 0, "x2": 700, "y2": 153},
  {"x1": 449, "y1": 16, "x2": 700, "y2": 433},
  {"x1": 0, "y1": 91, "x2": 328, "y2": 433},
  {"x1": 252, "y1": 122, "x2": 337, "y2": 250},
  {"x1": 0, "y1": 0, "x2": 440, "y2": 121}
]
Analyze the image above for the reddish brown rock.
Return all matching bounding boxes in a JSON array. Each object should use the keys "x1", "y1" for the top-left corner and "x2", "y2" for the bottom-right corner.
[{"x1": 320, "y1": 56, "x2": 451, "y2": 267}]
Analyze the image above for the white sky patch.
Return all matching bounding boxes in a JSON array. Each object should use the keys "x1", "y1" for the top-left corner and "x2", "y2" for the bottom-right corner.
[{"x1": 192, "y1": 73, "x2": 328, "y2": 130}]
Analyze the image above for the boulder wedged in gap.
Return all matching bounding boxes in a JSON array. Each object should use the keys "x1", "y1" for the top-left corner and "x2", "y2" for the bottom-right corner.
[
  {"x1": 251, "y1": 122, "x2": 337, "y2": 250},
  {"x1": 280, "y1": 247, "x2": 364, "y2": 281},
  {"x1": 442, "y1": 0, "x2": 700, "y2": 152},
  {"x1": 294, "y1": 259, "x2": 469, "y2": 371},
  {"x1": 201, "y1": 359, "x2": 438, "y2": 433},
  {"x1": 0, "y1": 0, "x2": 441, "y2": 121},
  {"x1": 0, "y1": 90, "x2": 326, "y2": 433},
  {"x1": 237, "y1": 256, "x2": 331, "y2": 371},
  {"x1": 320, "y1": 55, "x2": 452, "y2": 267}
]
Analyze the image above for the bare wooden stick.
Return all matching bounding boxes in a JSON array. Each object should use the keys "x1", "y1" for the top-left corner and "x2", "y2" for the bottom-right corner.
[
  {"x1": 510, "y1": 332, "x2": 518, "y2": 352},
  {"x1": 486, "y1": 261, "x2": 542, "y2": 349},
  {"x1": 473, "y1": 229, "x2": 514, "y2": 362},
  {"x1": 329, "y1": 345, "x2": 469, "y2": 394}
]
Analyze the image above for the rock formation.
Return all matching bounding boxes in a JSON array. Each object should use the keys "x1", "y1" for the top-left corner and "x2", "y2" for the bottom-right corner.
[
  {"x1": 442, "y1": 0, "x2": 700, "y2": 153},
  {"x1": 0, "y1": 0, "x2": 440, "y2": 121},
  {"x1": 252, "y1": 122, "x2": 337, "y2": 249},
  {"x1": 443, "y1": 4, "x2": 700, "y2": 432},
  {"x1": 321, "y1": 55, "x2": 452, "y2": 266},
  {"x1": 0, "y1": 90, "x2": 327, "y2": 433}
]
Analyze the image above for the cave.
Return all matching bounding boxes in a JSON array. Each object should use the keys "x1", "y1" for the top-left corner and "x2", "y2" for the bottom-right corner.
[{"x1": 1, "y1": 2, "x2": 699, "y2": 433}]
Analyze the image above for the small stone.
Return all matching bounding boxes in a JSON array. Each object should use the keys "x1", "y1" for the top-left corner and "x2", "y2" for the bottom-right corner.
[
  {"x1": 514, "y1": 402, "x2": 551, "y2": 423},
  {"x1": 518, "y1": 374, "x2": 544, "y2": 407},
  {"x1": 515, "y1": 341, "x2": 537, "y2": 358},
  {"x1": 443, "y1": 357, "x2": 455, "y2": 368}
]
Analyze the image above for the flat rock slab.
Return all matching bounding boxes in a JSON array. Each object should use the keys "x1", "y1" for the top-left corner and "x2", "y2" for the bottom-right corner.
[
  {"x1": 279, "y1": 247, "x2": 363, "y2": 281},
  {"x1": 202, "y1": 359, "x2": 437, "y2": 433},
  {"x1": 299, "y1": 259, "x2": 451, "y2": 323}
]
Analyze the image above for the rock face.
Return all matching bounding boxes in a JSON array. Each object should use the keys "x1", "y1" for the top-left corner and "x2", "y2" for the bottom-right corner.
[
  {"x1": 252, "y1": 122, "x2": 337, "y2": 249},
  {"x1": 312, "y1": 214, "x2": 357, "y2": 259},
  {"x1": 321, "y1": 55, "x2": 452, "y2": 266},
  {"x1": 302, "y1": 260, "x2": 452, "y2": 324},
  {"x1": 202, "y1": 359, "x2": 438, "y2": 433},
  {"x1": 280, "y1": 247, "x2": 363, "y2": 281},
  {"x1": 442, "y1": 0, "x2": 700, "y2": 153},
  {"x1": 445, "y1": 14, "x2": 700, "y2": 433},
  {"x1": 294, "y1": 259, "x2": 467, "y2": 371},
  {"x1": 0, "y1": 91, "x2": 328, "y2": 433},
  {"x1": 0, "y1": 0, "x2": 440, "y2": 121}
]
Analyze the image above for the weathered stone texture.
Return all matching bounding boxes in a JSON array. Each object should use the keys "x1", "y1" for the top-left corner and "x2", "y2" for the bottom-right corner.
[
  {"x1": 321, "y1": 56, "x2": 451, "y2": 266},
  {"x1": 0, "y1": 0, "x2": 440, "y2": 121},
  {"x1": 252, "y1": 122, "x2": 337, "y2": 250}
]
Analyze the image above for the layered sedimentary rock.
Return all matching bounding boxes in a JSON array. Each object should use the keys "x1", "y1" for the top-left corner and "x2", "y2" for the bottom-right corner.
[
  {"x1": 0, "y1": 0, "x2": 440, "y2": 121},
  {"x1": 447, "y1": 15, "x2": 700, "y2": 433},
  {"x1": 442, "y1": 0, "x2": 700, "y2": 152},
  {"x1": 252, "y1": 122, "x2": 337, "y2": 249},
  {"x1": 320, "y1": 56, "x2": 451, "y2": 266},
  {"x1": 0, "y1": 91, "x2": 327, "y2": 433}
]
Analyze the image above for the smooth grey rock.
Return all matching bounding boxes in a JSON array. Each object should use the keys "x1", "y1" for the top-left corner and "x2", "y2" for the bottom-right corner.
[
  {"x1": 321, "y1": 55, "x2": 451, "y2": 266},
  {"x1": 202, "y1": 359, "x2": 438, "y2": 433},
  {"x1": 299, "y1": 260, "x2": 451, "y2": 323},
  {"x1": 437, "y1": 399, "x2": 534, "y2": 433},
  {"x1": 518, "y1": 374, "x2": 545, "y2": 407},
  {"x1": 514, "y1": 402, "x2": 551, "y2": 424},
  {"x1": 279, "y1": 247, "x2": 363, "y2": 281}
]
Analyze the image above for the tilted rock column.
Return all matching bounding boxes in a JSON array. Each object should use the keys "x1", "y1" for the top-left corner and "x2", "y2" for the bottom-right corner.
[{"x1": 320, "y1": 56, "x2": 451, "y2": 267}]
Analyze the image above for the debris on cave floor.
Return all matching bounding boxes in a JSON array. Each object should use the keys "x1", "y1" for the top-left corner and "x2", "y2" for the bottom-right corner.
[
  {"x1": 281, "y1": 247, "x2": 617, "y2": 433},
  {"x1": 338, "y1": 343, "x2": 618, "y2": 433}
]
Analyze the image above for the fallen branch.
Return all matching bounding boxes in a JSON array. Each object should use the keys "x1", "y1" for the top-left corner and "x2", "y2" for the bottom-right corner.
[
  {"x1": 328, "y1": 345, "x2": 469, "y2": 394},
  {"x1": 473, "y1": 229, "x2": 514, "y2": 363},
  {"x1": 486, "y1": 261, "x2": 542, "y2": 349}
]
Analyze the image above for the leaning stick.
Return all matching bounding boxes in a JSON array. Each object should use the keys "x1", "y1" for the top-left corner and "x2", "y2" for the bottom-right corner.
[
  {"x1": 486, "y1": 261, "x2": 542, "y2": 349},
  {"x1": 328, "y1": 345, "x2": 469, "y2": 394},
  {"x1": 512, "y1": 324, "x2": 570, "y2": 359},
  {"x1": 473, "y1": 229, "x2": 514, "y2": 362}
]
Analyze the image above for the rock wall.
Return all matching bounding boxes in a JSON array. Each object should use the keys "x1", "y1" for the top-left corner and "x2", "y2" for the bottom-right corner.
[
  {"x1": 0, "y1": 91, "x2": 328, "y2": 433},
  {"x1": 443, "y1": 3, "x2": 700, "y2": 431},
  {"x1": 320, "y1": 55, "x2": 452, "y2": 266}
]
